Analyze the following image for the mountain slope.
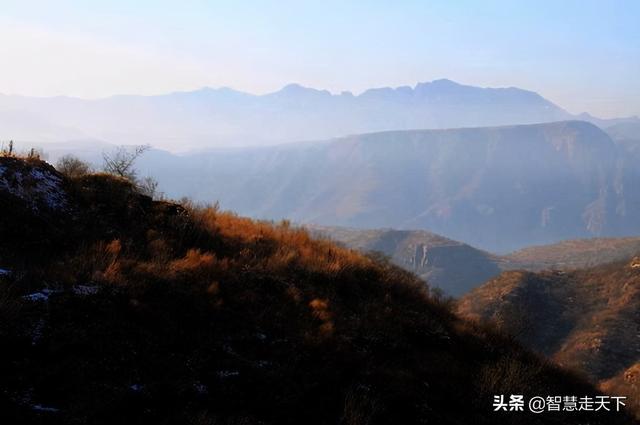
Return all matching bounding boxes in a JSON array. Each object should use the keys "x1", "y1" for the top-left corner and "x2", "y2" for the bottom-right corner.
[
  {"x1": 309, "y1": 225, "x2": 502, "y2": 296},
  {"x1": 136, "y1": 120, "x2": 638, "y2": 252},
  {"x1": 606, "y1": 121, "x2": 640, "y2": 142},
  {"x1": 504, "y1": 237, "x2": 640, "y2": 271},
  {"x1": 310, "y1": 226, "x2": 640, "y2": 296},
  {"x1": 0, "y1": 156, "x2": 633, "y2": 424},
  {"x1": 458, "y1": 259, "x2": 640, "y2": 417}
]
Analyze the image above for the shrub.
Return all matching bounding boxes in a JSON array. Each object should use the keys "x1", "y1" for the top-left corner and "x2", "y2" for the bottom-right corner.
[{"x1": 56, "y1": 154, "x2": 92, "y2": 178}]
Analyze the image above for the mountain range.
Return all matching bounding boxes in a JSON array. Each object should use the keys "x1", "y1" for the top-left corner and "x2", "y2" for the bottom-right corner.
[
  {"x1": 120, "y1": 120, "x2": 640, "y2": 252},
  {"x1": 4, "y1": 80, "x2": 640, "y2": 253},
  {"x1": 3, "y1": 77, "x2": 640, "y2": 423},
  {"x1": 2, "y1": 79, "x2": 638, "y2": 150}
]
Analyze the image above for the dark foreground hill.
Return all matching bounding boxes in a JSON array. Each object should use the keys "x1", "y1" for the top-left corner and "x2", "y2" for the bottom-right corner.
[
  {"x1": 458, "y1": 259, "x2": 640, "y2": 418},
  {"x1": 0, "y1": 156, "x2": 634, "y2": 424}
]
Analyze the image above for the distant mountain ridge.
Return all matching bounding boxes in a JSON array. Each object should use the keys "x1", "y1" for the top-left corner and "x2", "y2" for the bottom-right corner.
[
  {"x1": 1, "y1": 79, "x2": 637, "y2": 150},
  {"x1": 127, "y1": 120, "x2": 640, "y2": 252}
]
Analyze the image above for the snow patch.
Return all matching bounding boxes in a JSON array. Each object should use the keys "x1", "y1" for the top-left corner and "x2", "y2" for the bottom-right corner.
[
  {"x1": 23, "y1": 292, "x2": 50, "y2": 302},
  {"x1": 72, "y1": 285, "x2": 99, "y2": 296},
  {"x1": 0, "y1": 163, "x2": 68, "y2": 212},
  {"x1": 16, "y1": 388, "x2": 61, "y2": 413},
  {"x1": 32, "y1": 404, "x2": 60, "y2": 413},
  {"x1": 217, "y1": 370, "x2": 240, "y2": 378},
  {"x1": 23, "y1": 286, "x2": 98, "y2": 302},
  {"x1": 22, "y1": 288, "x2": 62, "y2": 302}
]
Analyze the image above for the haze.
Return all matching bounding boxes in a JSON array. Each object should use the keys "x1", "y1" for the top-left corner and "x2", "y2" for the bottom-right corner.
[{"x1": 1, "y1": 0, "x2": 639, "y2": 118}]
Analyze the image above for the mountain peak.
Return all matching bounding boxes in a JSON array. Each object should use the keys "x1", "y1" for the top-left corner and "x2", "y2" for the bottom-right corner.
[
  {"x1": 415, "y1": 78, "x2": 467, "y2": 89},
  {"x1": 273, "y1": 83, "x2": 331, "y2": 97},
  {"x1": 429, "y1": 78, "x2": 462, "y2": 86},
  {"x1": 281, "y1": 83, "x2": 307, "y2": 91}
]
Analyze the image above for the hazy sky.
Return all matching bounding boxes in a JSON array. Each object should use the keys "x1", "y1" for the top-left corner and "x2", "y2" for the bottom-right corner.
[{"x1": 1, "y1": 0, "x2": 638, "y2": 118}]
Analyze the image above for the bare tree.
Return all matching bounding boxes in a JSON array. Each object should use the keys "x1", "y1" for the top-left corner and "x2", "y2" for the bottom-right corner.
[
  {"x1": 137, "y1": 176, "x2": 160, "y2": 198},
  {"x1": 56, "y1": 154, "x2": 92, "y2": 178},
  {"x1": 102, "y1": 145, "x2": 150, "y2": 181},
  {"x1": 102, "y1": 145, "x2": 162, "y2": 199}
]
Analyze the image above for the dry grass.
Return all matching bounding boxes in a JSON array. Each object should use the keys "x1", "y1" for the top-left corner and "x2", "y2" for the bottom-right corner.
[{"x1": 0, "y1": 158, "x2": 634, "y2": 425}]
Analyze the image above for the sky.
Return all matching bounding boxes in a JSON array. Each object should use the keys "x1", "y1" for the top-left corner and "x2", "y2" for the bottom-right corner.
[{"x1": 0, "y1": 0, "x2": 638, "y2": 118}]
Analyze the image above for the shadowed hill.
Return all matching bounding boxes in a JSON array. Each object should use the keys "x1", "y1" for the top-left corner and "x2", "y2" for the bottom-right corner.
[
  {"x1": 308, "y1": 225, "x2": 502, "y2": 296},
  {"x1": 602, "y1": 363, "x2": 640, "y2": 419},
  {"x1": 458, "y1": 259, "x2": 640, "y2": 418},
  {"x1": 0, "y1": 157, "x2": 634, "y2": 424}
]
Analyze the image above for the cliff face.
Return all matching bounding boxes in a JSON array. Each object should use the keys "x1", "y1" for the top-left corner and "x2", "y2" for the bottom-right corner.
[
  {"x1": 136, "y1": 120, "x2": 639, "y2": 253},
  {"x1": 309, "y1": 226, "x2": 502, "y2": 296},
  {"x1": 411, "y1": 244, "x2": 502, "y2": 294}
]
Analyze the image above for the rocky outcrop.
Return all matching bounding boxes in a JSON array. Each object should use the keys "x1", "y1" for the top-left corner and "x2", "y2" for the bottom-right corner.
[
  {"x1": 0, "y1": 157, "x2": 68, "y2": 213},
  {"x1": 0, "y1": 157, "x2": 73, "y2": 263}
]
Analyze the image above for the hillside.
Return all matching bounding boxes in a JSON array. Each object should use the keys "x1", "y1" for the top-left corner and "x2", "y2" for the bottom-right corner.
[
  {"x1": 309, "y1": 226, "x2": 640, "y2": 296},
  {"x1": 308, "y1": 225, "x2": 502, "y2": 296},
  {"x1": 606, "y1": 121, "x2": 640, "y2": 143},
  {"x1": 0, "y1": 156, "x2": 633, "y2": 424},
  {"x1": 458, "y1": 259, "x2": 640, "y2": 418},
  {"x1": 504, "y1": 237, "x2": 640, "y2": 271},
  {"x1": 126, "y1": 120, "x2": 639, "y2": 253}
]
